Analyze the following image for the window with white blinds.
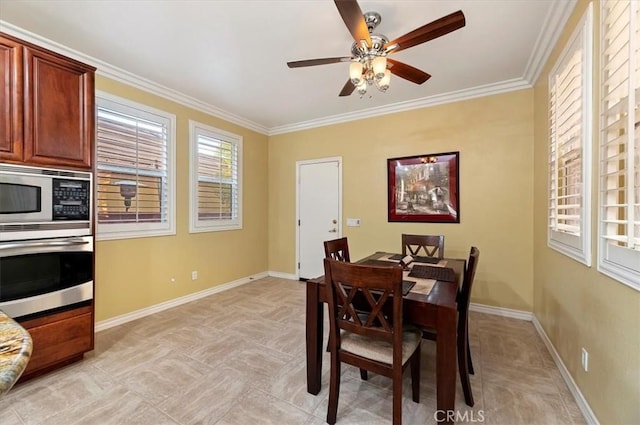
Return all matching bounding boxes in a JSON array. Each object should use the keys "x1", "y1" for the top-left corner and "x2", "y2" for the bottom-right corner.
[
  {"x1": 95, "y1": 92, "x2": 176, "y2": 240},
  {"x1": 189, "y1": 121, "x2": 242, "y2": 232},
  {"x1": 548, "y1": 4, "x2": 592, "y2": 265},
  {"x1": 599, "y1": 0, "x2": 640, "y2": 290}
]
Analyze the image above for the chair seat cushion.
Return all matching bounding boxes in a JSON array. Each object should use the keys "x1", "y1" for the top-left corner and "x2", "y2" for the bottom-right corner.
[{"x1": 340, "y1": 328, "x2": 422, "y2": 365}]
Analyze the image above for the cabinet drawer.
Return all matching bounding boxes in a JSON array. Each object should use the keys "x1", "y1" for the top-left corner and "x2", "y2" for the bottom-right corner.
[{"x1": 21, "y1": 310, "x2": 93, "y2": 376}]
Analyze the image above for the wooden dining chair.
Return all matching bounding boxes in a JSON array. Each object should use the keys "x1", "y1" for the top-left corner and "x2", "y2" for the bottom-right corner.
[
  {"x1": 401, "y1": 234, "x2": 445, "y2": 259},
  {"x1": 323, "y1": 258, "x2": 421, "y2": 425},
  {"x1": 323, "y1": 237, "x2": 370, "y2": 379},
  {"x1": 422, "y1": 246, "x2": 480, "y2": 407},
  {"x1": 324, "y1": 237, "x2": 351, "y2": 262}
]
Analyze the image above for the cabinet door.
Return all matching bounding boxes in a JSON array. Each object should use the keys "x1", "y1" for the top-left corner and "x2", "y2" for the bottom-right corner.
[
  {"x1": 18, "y1": 305, "x2": 94, "y2": 379},
  {"x1": 23, "y1": 46, "x2": 94, "y2": 169},
  {"x1": 0, "y1": 36, "x2": 23, "y2": 162}
]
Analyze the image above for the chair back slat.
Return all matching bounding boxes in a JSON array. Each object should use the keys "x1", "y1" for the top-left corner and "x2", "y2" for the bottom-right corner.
[
  {"x1": 324, "y1": 237, "x2": 351, "y2": 262},
  {"x1": 401, "y1": 234, "x2": 445, "y2": 259},
  {"x1": 458, "y1": 247, "x2": 480, "y2": 312}
]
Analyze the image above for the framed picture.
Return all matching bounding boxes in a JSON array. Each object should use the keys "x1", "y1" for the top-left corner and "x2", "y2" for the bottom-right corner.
[{"x1": 387, "y1": 151, "x2": 460, "y2": 223}]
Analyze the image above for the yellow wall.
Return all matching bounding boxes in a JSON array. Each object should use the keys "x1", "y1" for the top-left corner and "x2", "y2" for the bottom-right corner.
[
  {"x1": 16, "y1": 4, "x2": 635, "y2": 420},
  {"x1": 93, "y1": 76, "x2": 269, "y2": 321},
  {"x1": 268, "y1": 90, "x2": 535, "y2": 311},
  {"x1": 533, "y1": 1, "x2": 640, "y2": 424}
]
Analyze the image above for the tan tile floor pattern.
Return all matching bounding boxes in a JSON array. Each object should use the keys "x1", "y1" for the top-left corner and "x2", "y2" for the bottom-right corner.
[{"x1": 0, "y1": 277, "x2": 586, "y2": 424}]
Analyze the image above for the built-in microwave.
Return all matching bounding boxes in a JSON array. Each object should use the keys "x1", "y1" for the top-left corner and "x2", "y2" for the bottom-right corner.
[{"x1": 0, "y1": 163, "x2": 92, "y2": 241}]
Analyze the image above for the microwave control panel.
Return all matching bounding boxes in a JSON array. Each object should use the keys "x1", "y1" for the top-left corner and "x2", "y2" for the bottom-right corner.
[{"x1": 52, "y1": 179, "x2": 91, "y2": 221}]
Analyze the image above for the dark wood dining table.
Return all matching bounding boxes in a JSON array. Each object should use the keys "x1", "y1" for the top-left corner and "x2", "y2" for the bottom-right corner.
[{"x1": 305, "y1": 252, "x2": 465, "y2": 424}]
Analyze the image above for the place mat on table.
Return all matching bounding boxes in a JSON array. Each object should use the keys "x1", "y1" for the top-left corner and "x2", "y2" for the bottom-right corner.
[
  {"x1": 360, "y1": 259, "x2": 400, "y2": 267},
  {"x1": 401, "y1": 280, "x2": 416, "y2": 295},
  {"x1": 370, "y1": 255, "x2": 401, "y2": 263},
  {"x1": 406, "y1": 278, "x2": 436, "y2": 295},
  {"x1": 378, "y1": 254, "x2": 447, "y2": 267},
  {"x1": 408, "y1": 264, "x2": 457, "y2": 282},
  {"x1": 389, "y1": 254, "x2": 440, "y2": 264}
]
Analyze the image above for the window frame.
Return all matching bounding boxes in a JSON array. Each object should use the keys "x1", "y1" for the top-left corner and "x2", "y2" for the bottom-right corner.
[
  {"x1": 189, "y1": 120, "x2": 243, "y2": 233},
  {"x1": 547, "y1": 3, "x2": 593, "y2": 266},
  {"x1": 598, "y1": 0, "x2": 640, "y2": 291},
  {"x1": 95, "y1": 91, "x2": 176, "y2": 241}
]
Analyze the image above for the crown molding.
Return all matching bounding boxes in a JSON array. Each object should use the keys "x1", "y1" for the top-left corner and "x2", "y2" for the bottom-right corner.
[
  {"x1": 523, "y1": 0, "x2": 578, "y2": 85},
  {"x1": 2, "y1": 16, "x2": 557, "y2": 138},
  {"x1": 0, "y1": 21, "x2": 270, "y2": 136},
  {"x1": 268, "y1": 77, "x2": 532, "y2": 135}
]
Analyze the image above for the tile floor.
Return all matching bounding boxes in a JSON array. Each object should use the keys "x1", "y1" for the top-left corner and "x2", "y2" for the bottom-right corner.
[{"x1": 0, "y1": 277, "x2": 586, "y2": 425}]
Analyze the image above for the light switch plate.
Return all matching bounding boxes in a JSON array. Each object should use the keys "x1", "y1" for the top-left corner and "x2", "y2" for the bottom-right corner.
[{"x1": 346, "y1": 218, "x2": 361, "y2": 227}]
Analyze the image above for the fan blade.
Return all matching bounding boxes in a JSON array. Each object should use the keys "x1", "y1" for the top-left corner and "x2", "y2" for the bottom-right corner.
[
  {"x1": 387, "y1": 59, "x2": 431, "y2": 84},
  {"x1": 334, "y1": 0, "x2": 371, "y2": 47},
  {"x1": 287, "y1": 57, "x2": 351, "y2": 68},
  {"x1": 384, "y1": 10, "x2": 465, "y2": 53},
  {"x1": 339, "y1": 79, "x2": 356, "y2": 96}
]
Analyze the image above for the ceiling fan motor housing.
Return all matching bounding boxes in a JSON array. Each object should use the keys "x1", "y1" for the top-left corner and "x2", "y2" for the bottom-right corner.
[{"x1": 351, "y1": 34, "x2": 389, "y2": 60}]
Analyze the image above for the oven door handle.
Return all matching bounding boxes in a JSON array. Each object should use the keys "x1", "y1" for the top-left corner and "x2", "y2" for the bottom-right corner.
[{"x1": 0, "y1": 238, "x2": 90, "y2": 250}]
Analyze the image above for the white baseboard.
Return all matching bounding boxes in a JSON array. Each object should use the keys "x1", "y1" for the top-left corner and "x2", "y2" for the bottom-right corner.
[
  {"x1": 94, "y1": 271, "x2": 268, "y2": 332},
  {"x1": 532, "y1": 317, "x2": 599, "y2": 425},
  {"x1": 268, "y1": 271, "x2": 299, "y2": 280},
  {"x1": 469, "y1": 302, "x2": 533, "y2": 321},
  {"x1": 469, "y1": 303, "x2": 596, "y2": 424}
]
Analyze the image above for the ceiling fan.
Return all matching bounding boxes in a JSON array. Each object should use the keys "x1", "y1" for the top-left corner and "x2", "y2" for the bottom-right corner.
[{"x1": 287, "y1": 0, "x2": 466, "y2": 97}]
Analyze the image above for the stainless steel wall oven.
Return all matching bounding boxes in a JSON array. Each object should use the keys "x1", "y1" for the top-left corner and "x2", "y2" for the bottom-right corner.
[
  {"x1": 0, "y1": 163, "x2": 94, "y2": 319},
  {"x1": 0, "y1": 235, "x2": 93, "y2": 319}
]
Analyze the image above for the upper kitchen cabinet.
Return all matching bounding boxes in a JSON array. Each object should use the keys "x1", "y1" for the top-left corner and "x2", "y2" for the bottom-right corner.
[
  {"x1": 0, "y1": 33, "x2": 96, "y2": 169},
  {"x1": 0, "y1": 36, "x2": 23, "y2": 162}
]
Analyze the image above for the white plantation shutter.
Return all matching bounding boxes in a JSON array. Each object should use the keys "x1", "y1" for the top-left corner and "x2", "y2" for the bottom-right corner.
[
  {"x1": 95, "y1": 93, "x2": 176, "y2": 240},
  {"x1": 548, "y1": 4, "x2": 592, "y2": 265},
  {"x1": 599, "y1": 0, "x2": 640, "y2": 289},
  {"x1": 189, "y1": 121, "x2": 242, "y2": 232}
]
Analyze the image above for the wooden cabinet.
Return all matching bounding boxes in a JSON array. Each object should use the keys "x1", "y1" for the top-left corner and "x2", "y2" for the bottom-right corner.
[
  {"x1": 17, "y1": 304, "x2": 94, "y2": 381},
  {"x1": 0, "y1": 34, "x2": 96, "y2": 382},
  {"x1": 0, "y1": 36, "x2": 23, "y2": 161},
  {"x1": 0, "y1": 32, "x2": 95, "y2": 169}
]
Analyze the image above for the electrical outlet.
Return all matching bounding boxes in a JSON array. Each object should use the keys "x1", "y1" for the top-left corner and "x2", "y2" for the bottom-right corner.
[
  {"x1": 191, "y1": 271, "x2": 198, "y2": 280},
  {"x1": 581, "y1": 348, "x2": 589, "y2": 372}
]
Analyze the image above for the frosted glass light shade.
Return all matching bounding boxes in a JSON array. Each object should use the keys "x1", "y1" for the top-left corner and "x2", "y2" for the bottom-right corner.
[
  {"x1": 377, "y1": 69, "x2": 391, "y2": 91},
  {"x1": 356, "y1": 80, "x2": 367, "y2": 95},
  {"x1": 349, "y1": 61, "x2": 363, "y2": 85},
  {"x1": 372, "y1": 56, "x2": 387, "y2": 80}
]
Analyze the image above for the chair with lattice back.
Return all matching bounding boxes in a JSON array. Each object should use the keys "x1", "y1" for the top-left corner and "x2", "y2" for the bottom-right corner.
[
  {"x1": 324, "y1": 258, "x2": 422, "y2": 425},
  {"x1": 324, "y1": 237, "x2": 350, "y2": 262},
  {"x1": 401, "y1": 234, "x2": 445, "y2": 259}
]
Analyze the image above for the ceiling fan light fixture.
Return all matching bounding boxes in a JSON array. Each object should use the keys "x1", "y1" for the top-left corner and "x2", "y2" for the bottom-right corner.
[
  {"x1": 286, "y1": 2, "x2": 465, "y2": 98},
  {"x1": 376, "y1": 69, "x2": 391, "y2": 92},
  {"x1": 372, "y1": 56, "x2": 387, "y2": 79},
  {"x1": 356, "y1": 79, "x2": 367, "y2": 96},
  {"x1": 349, "y1": 61, "x2": 364, "y2": 85}
]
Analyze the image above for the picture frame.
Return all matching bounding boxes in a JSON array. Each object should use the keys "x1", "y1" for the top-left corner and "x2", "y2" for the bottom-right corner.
[{"x1": 387, "y1": 151, "x2": 460, "y2": 223}]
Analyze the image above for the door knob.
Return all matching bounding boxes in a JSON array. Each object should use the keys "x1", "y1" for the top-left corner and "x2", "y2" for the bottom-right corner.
[
  {"x1": 329, "y1": 228, "x2": 337, "y2": 233},
  {"x1": 332, "y1": 219, "x2": 337, "y2": 224}
]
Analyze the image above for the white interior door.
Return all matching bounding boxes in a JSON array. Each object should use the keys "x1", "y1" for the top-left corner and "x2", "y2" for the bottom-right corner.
[{"x1": 297, "y1": 158, "x2": 342, "y2": 279}]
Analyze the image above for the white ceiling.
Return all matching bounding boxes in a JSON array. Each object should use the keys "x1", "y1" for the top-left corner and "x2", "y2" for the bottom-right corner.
[{"x1": 0, "y1": 1, "x2": 575, "y2": 135}]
